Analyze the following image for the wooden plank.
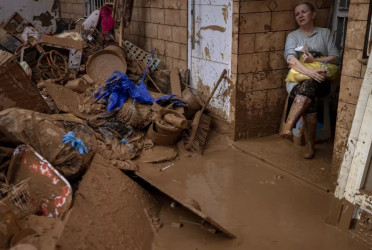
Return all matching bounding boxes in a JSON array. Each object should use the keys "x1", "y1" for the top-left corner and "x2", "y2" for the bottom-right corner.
[
  {"x1": 135, "y1": 161, "x2": 236, "y2": 238},
  {"x1": 338, "y1": 201, "x2": 355, "y2": 231},
  {"x1": 44, "y1": 82, "x2": 93, "y2": 119},
  {"x1": 170, "y1": 68, "x2": 184, "y2": 113},
  {"x1": 326, "y1": 198, "x2": 355, "y2": 231},
  {"x1": 122, "y1": 0, "x2": 134, "y2": 40},
  {"x1": 326, "y1": 197, "x2": 343, "y2": 226},
  {"x1": 0, "y1": 51, "x2": 50, "y2": 113}
]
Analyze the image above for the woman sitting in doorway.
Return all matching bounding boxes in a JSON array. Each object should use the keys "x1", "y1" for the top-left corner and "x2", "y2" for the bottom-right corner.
[{"x1": 281, "y1": 1, "x2": 340, "y2": 159}]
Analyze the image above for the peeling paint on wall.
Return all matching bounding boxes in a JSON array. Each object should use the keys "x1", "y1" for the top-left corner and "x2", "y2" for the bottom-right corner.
[
  {"x1": 204, "y1": 47, "x2": 211, "y2": 60},
  {"x1": 33, "y1": 11, "x2": 53, "y2": 27},
  {"x1": 0, "y1": 0, "x2": 58, "y2": 33},
  {"x1": 222, "y1": 6, "x2": 228, "y2": 24},
  {"x1": 196, "y1": 30, "x2": 203, "y2": 40}
]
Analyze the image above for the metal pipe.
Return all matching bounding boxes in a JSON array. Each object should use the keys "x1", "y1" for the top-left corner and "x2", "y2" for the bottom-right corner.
[{"x1": 192, "y1": 0, "x2": 195, "y2": 49}]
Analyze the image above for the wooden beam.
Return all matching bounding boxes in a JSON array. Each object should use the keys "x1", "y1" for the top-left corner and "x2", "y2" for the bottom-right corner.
[
  {"x1": 170, "y1": 68, "x2": 184, "y2": 113},
  {"x1": 122, "y1": 0, "x2": 134, "y2": 40}
]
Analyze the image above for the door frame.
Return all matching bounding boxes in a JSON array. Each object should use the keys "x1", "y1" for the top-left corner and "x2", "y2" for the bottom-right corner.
[
  {"x1": 187, "y1": 0, "x2": 233, "y2": 121},
  {"x1": 335, "y1": 54, "x2": 372, "y2": 214}
]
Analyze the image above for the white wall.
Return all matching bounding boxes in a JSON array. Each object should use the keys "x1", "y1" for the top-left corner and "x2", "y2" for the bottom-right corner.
[
  {"x1": 188, "y1": 1, "x2": 233, "y2": 120},
  {"x1": 0, "y1": 0, "x2": 59, "y2": 33}
]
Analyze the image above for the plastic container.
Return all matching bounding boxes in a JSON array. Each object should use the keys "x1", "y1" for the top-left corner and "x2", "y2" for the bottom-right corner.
[{"x1": 321, "y1": 61, "x2": 328, "y2": 77}]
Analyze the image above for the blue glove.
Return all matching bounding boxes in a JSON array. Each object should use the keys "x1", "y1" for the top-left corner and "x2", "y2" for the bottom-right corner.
[{"x1": 62, "y1": 131, "x2": 89, "y2": 155}]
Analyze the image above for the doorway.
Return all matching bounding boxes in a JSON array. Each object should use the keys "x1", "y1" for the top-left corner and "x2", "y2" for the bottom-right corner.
[{"x1": 232, "y1": 0, "x2": 350, "y2": 191}]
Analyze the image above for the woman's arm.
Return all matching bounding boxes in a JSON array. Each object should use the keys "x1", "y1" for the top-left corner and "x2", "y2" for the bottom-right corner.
[
  {"x1": 288, "y1": 56, "x2": 326, "y2": 82},
  {"x1": 325, "y1": 29, "x2": 340, "y2": 65},
  {"x1": 302, "y1": 53, "x2": 336, "y2": 64}
]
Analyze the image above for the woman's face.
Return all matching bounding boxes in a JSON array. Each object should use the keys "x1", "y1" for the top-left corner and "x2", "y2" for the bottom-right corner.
[{"x1": 294, "y1": 4, "x2": 315, "y2": 27}]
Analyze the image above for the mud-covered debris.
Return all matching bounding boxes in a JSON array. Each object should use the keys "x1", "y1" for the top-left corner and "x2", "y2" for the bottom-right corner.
[
  {"x1": 117, "y1": 99, "x2": 152, "y2": 129},
  {"x1": 86, "y1": 49, "x2": 127, "y2": 85},
  {"x1": 7, "y1": 145, "x2": 72, "y2": 218},
  {"x1": 0, "y1": 199, "x2": 21, "y2": 248},
  {"x1": 65, "y1": 78, "x2": 86, "y2": 93},
  {"x1": 0, "y1": 50, "x2": 50, "y2": 113},
  {"x1": 170, "y1": 68, "x2": 184, "y2": 114},
  {"x1": 164, "y1": 113, "x2": 187, "y2": 129},
  {"x1": 57, "y1": 154, "x2": 158, "y2": 250},
  {"x1": 0, "y1": 108, "x2": 97, "y2": 180}
]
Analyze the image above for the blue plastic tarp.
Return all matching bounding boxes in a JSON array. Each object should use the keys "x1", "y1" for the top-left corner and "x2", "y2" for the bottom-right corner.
[{"x1": 94, "y1": 71, "x2": 154, "y2": 111}]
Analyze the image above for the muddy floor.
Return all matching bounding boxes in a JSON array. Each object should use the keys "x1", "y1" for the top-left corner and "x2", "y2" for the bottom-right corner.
[
  {"x1": 135, "y1": 132, "x2": 368, "y2": 250},
  {"x1": 5, "y1": 132, "x2": 370, "y2": 250},
  {"x1": 233, "y1": 134, "x2": 333, "y2": 191}
]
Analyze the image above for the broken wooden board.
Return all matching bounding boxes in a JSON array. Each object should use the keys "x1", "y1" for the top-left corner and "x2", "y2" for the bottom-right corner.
[
  {"x1": 0, "y1": 51, "x2": 50, "y2": 113},
  {"x1": 170, "y1": 68, "x2": 184, "y2": 114},
  {"x1": 134, "y1": 150, "x2": 237, "y2": 238},
  {"x1": 44, "y1": 82, "x2": 94, "y2": 120},
  {"x1": 41, "y1": 33, "x2": 84, "y2": 50}
]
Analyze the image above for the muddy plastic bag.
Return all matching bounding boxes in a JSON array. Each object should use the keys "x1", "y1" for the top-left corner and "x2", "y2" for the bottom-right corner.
[
  {"x1": 96, "y1": 127, "x2": 141, "y2": 161},
  {"x1": 0, "y1": 108, "x2": 97, "y2": 180}
]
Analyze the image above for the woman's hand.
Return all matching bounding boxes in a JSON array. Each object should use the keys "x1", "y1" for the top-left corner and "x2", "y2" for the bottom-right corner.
[
  {"x1": 302, "y1": 52, "x2": 315, "y2": 63},
  {"x1": 306, "y1": 68, "x2": 326, "y2": 83},
  {"x1": 288, "y1": 56, "x2": 326, "y2": 82}
]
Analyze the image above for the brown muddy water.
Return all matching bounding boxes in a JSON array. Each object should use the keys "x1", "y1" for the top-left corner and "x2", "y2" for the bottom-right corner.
[
  {"x1": 10, "y1": 132, "x2": 370, "y2": 250},
  {"x1": 135, "y1": 132, "x2": 369, "y2": 250}
]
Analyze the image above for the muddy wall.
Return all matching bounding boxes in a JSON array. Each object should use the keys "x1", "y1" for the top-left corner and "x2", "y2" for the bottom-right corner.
[
  {"x1": 128, "y1": 0, "x2": 188, "y2": 70},
  {"x1": 60, "y1": 0, "x2": 85, "y2": 20},
  {"x1": 0, "y1": 0, "x2": 59, "y2": 34},
  {"x1": 232, "y1": 0, "x2": 332, "y2": 140},
  {"x1": 331, "y1": 0, "x2": 370, "y2": 187}
]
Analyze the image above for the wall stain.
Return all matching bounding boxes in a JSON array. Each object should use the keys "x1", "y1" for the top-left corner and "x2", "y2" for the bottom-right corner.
[
  {"x1": 197, "y1": 77, "x2": 211, "y2": 101},
  {"x1": 222, "y1": 6, "x2": 228, "y2": 24},
  {"x1": 33, "y1": 11, "x2": 53, "y2": 27},
  {"x1": 200, "y1": 25, "x2": 226, "y2": 33},
  {"x1": 204, "y1": 47, "x2": 211, "y2": 60}
]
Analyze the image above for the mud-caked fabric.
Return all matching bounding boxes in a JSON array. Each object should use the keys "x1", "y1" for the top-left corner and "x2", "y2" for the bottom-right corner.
[{"x1": 289, "y1": 79, "x2": 330, "y2": 113}]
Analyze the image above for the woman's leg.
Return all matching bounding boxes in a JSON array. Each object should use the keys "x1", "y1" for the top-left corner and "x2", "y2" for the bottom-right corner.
[
  {"x1": 302, "y1": 112, "x2": 317, "y2": 159},
  {"x1": 302, "y1": 80, "x2": 331, "y2": 159},
  {"x1": 280, "y1": 79, "x2": 315, "y2": 140}
]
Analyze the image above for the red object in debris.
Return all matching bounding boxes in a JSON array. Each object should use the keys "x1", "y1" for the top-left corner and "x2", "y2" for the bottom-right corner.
[
  {"x1": 7, "y1": 145, "x2": 72, "y2": 218},
  {"x1": 99, "y1": 5, "x2": 114, "y2": 35}
]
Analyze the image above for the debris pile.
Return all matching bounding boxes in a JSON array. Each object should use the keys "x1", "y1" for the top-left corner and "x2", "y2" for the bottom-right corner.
[{"x1": 0, "y1": 8, "x2": 227, "y2": 249}]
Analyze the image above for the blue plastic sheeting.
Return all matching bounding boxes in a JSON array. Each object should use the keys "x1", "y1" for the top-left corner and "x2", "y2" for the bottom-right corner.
[
  {"x1": 94, "y1": 71, "x2": 154, "y2": 111},
  {"x1": 154, "y1": 94, "x2": 185, "y2": 107},
  {"x1": 94, "y1": 71, "x2": 187, "y2": 112}
]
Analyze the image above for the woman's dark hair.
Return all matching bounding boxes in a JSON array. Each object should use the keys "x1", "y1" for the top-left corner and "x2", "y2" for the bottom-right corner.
[{"x1": 295, "y1": 1, "x2": 316, "y2": 12}]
